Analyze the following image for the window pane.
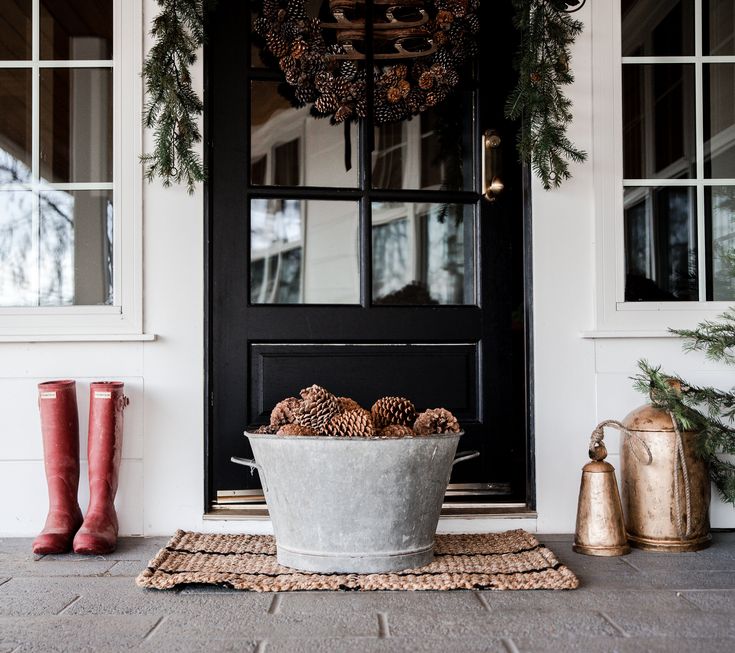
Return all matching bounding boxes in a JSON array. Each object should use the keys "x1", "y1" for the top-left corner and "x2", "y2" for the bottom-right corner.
[
  {"x1": 40, "y1": 0, "x2": 112, "y2": 60},
  {"x1": 250, "y1": 80, "x2": 358, "y2": 188},
  {"x1": 40, "y1": 68, "x2": 112, "y2": 183},
  {"x1": 704, "y1": 64, "x2": 735, "y2": 179},
  {"x1": 704, "y1": 0, "x2": 735, "y2": 55},
  {"x1": 0, "y1": 69, "x2": 32, "y2": 183},
  {"x1": 372, "y1": 94, "x2": 474, "y2": 191},
  {"x1": 706, "y1": 187, "x2": 735, "y2": 301},
  {"x1": 624, "y1": 186, "x2": 698, "y2": 301},
  {"x1": 372, "y1": 202, "x2": 475, "y2": 305},
  {"x1": 250, "y1": 5, "x2": 265, "y2": 68},
  {"x1": 38, "y1": 189, "x2": 113, "y2": 306},
  {"x1": 623, "y1": 64, "x2": 696, "y2": 180},
  {"x1": 0, "y1": 0, "x2": 32, "y2": 60},
  {"x1": 0, "y1": 190, "x2": 36, "y2": 306},
  {"x1": 250, "y1": 199, "x2": 359, "y2": 304},
  {"x1": 621, "y1": 0, "x2": 694, "y2": 56}
]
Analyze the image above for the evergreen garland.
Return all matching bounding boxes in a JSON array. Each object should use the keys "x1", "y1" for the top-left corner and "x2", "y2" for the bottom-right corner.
[
  {"x1": 633, "y1": 310, "x2": 735, "y2": 504},
  {"x1": 505, "y1": 0, "x2": 587, "y2": 190},
  {"x1": 142, "y1": 0, "x2": 587, "y2": 192},
  {"x1": 141, "y1": 0, "x2": 207, "y2": 194}
]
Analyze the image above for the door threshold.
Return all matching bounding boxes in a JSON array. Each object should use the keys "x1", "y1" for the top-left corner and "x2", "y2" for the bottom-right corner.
[{"x1": 204, "y1": 504, "x2": 536, "y2": 520}]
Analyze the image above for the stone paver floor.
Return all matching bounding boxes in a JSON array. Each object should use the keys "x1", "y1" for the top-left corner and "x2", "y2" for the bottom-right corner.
[{"x1": 0, "y1": 532, "x2": 734, "y2": 652}]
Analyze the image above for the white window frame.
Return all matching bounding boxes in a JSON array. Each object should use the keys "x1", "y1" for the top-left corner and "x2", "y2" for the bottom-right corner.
[
  {"x1": 0, "y1": 0, "x2": 145, "y2": 340},
  {"x1": 591, "y1": 0, "x2": 735, "y2": 336}
]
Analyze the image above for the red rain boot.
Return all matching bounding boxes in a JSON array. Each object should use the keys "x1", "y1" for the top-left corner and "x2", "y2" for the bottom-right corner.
[
  {"x1": 73, "y1": 382, "x2": 128, "y2": 555},
  {"x1": 32, "y1": 380, "x2": 84, "y2": 555}
]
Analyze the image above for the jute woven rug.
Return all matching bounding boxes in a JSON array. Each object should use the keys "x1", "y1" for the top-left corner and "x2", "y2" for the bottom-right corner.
[{"x1": 136, "y1": 529, "x2": 579, "y2": 591}]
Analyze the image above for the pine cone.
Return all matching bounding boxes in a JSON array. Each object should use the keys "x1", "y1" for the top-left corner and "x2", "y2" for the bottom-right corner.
[
  {"x1": 387, "y1": 86, "x2": 403, "y2": 103},
  {"x1": 419, "y1": 72, "x2": 434, "y2": 90},
  {"x1": 270, "y1": 397, "x2": 301, "y2": 428},
  {"x1": 253, "y1": 424, "x2": 277, "y2": 434},
  {"x1": 325, "y1": 409, "x2": 375, "y2": 437},
  {"x1": 337, "y1": 397, "x2": 363, "y2": 413},
  {"x1": 379, "y1": 424, "x2": 414, "y2": 438},
  {"x1": 294, "y1": 384, "x2": 340, "y2": 431},
  {"x1": 413, "y1": 408, "x2": 461, "y2": 435},
  {"x1": 277, "y1": 423, "x2": 318, "y2": 436},
  {"x1": 371, "y1": 396, "x2": 417, "y2": 429}
]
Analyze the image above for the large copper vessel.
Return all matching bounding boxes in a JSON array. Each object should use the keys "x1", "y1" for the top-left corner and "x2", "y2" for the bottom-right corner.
[{"x1": 621, "y1": 405, "x2": 711, "y2": 552}]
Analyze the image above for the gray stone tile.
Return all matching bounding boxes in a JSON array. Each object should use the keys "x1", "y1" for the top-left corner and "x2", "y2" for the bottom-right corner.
[
  {"x1": 0, "y1": 558, "x2": 115, "y2": 578},
  {"x1": 0, "y1": 539, "x2": 34, "y2": 556},
  {"x1": 608, "y1": 609, "x2": 735, "y2": 638},
  {"x1": 0, "y1": 615, "x2": 158, "y2": 652},
  {"x1": 388, "y1": 609, "x2": 618, "y2": 640},
  {"x1": 623, "y1": 552, "x2": 735, "y2": 572},
  {"x1": 0, "y1": 579, "x2": 78, "y2": 616},
  {"x1": 138, "y1": 640, "x2": 260, "y2": 653},
  {"x1": 515, "y1": 636, "x2": 733, "y2": 652},
  {"x1": 149, "y1": 611, "x2": 378, "y2": 641},
  {"x1": 106, "y1": 560, "x2": 146, "y2": 577},
  {"x1": 39, "y1": 537, "x2": 170, "y2": 564},
  {"x1": 679, "y1": 589, "x2": 735, "y2": 612},
  {"x1": 536, "y1": 534, "x2": 574, "y2": 542},
  {"x1": 277, "y1": 590, "x2": 485, "y2": 614},
  {"x1": 265, "y1": 637, "x2": 509, "y2": 652},
  {"x1": 477, "y1": 588, "x2": 695, "y2": 612},
  {"x1": 644, "y1": 571, "x2": 735, "y2": 590}
]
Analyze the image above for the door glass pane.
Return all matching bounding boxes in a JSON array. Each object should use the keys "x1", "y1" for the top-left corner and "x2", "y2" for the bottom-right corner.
[
  {"x1": 624, "y1": 186, "x2": 698, "y2": 301},
  {"x1": 0, "y1": 190, "x2": 36, "y2": 306},
  {"x1": 251, "y1": 80, "x2": 358, "y2": 188},
  {"x1": 621, "y1": 0, "x2": 694, "y2": 56},
  {"x1": 39, "y1": 189, "x2": 113, "y2": 306},
  {"x1": 0, "y1": 69, "x2": 32, "y2": 183},
  {"x1": 704, "y1": 0, "x2": 735, "y2": 55},
  {"x1": 704, "y1": 64, "x2": 735, "y2": 179},
  {"x1": 372, "y1": 202, "x2": 475, "y2": 305},
  {"x1": 0, "y1": 0, "x2": 32, "y2": 60},
  {"x1": 40, "y1": 0, "x2": 113, "y2": 60},
  {"x1": 250, "y1": 199, "x2": 359, "y2": 304},
  {"x1": 39, "y1": 68, "x2": 113, "y2": 183},
  {"x1": 623, "y1": 64, "x2": 696, "y2": 180},
  {"x1": 706, "y1": 187, "x2": 735, "y2": 300},
  {"x1": 372, "y1": 94, "x2": 474, "y2": 191}
]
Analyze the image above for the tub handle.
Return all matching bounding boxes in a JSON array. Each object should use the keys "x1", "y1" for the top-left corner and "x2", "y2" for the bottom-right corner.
[
  {"x1": 452, "y1": 450, "x2": 480, "y2": 466},
  {"x1": 231, "y1": 456, "x2": 267, "y2": 492}
]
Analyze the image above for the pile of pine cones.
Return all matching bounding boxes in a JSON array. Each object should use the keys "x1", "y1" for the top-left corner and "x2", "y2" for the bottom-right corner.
[{"x1": 253, "y1": 384, "x2": 461, "y2": 438}]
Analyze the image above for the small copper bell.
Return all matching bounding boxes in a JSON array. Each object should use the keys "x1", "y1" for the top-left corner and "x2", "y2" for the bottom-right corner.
[{"x1": 573, "y1": 425, "x2": 630, "y2": 556}]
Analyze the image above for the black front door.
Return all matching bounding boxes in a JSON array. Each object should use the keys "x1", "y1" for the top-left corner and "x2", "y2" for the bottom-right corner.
[{"x1": 206, "y1": 0, "x2": 531, "y2": 513}]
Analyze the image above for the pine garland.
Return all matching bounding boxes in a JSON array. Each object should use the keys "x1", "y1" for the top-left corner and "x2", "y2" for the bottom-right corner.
[
  {"x1": 141, "y1": 0, "x2": 207, "y2": 194},
  {"x1": 142, "y1": 0, "x2": 587, "y2": 192},
  {"x1": 633, "y1": 309, "x2": 735, "y2": 504},
  {"x1": 505, "y1": 0, "x2": 587, "y2": 190}
]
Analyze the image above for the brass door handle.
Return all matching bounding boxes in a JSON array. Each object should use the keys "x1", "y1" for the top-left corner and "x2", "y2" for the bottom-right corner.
[{"x1": 482, "y1": 129, "x2": 504, "y2": 202}]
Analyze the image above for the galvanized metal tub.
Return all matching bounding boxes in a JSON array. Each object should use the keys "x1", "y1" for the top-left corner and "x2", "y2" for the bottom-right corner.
[{"x1": 231, "y1": 431, "x2": 477, "y2": 573}]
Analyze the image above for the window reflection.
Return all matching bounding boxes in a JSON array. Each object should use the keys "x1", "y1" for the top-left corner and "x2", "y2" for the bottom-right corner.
[
  {"x1": 250, "y1": 199, "x2": 359, "y2": 304},
  {"x1": 706, "y1": 187, "x2": 735, "y2": 300},
  {"x1": 0, "y1": 0, "x2": 32, "y2": 60},
  {"x1": 372, "y1": 203, "x2": 474, "y2": 305},
  {"x1": 704, "y1": 64, "x2": 735, "y2": 179},
  {"x1": 0, "y1": 69, "x2": 32, "y2": 184},
  {"x1": 623, "y1": 65, "x2": 696, "y2": 180},
  {"x1": 251, "y1": 80, "x2": 358, "y2": 188},
  {"x1": 624, "y1": 186, "x2": 698, "y2": 301},
  {"x1": 0, "y1": 189, "x2": 113, "y2": 307},
  {"x1": 621, "y1": 0, "x2": 694, "y2": 57},
  {"x1": 40, "y1": 0, "x2": 113, "y2": 60},
  {"x1": 704, "y1": 0, "x2": 735, "y2": 55}
]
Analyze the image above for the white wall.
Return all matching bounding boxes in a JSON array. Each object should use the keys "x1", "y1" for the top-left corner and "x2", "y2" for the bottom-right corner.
[{"x1": 0, "y1": 1, "x2": 732, "y2": 537}]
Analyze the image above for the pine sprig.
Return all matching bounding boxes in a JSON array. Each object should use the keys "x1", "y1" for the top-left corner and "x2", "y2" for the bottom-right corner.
[
  {"x1": 506, "y1": 0, "x2": 587, "y2": 189},
  {"x1": 670, "y1": 308, "x2": 735, "y2": 365},
  {"x1": 141, "y1": 0, "x2": 207, "y2": 194}
]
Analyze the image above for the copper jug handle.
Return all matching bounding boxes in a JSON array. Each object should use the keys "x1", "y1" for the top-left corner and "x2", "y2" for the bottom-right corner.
[{"x1": 589, "y1": 420, "x2": 653, "y2": 465}]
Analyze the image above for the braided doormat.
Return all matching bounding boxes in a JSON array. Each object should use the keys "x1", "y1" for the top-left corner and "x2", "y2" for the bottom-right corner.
[{"x1": 136, "y1": 529, "x2": 578, "y2": 592}]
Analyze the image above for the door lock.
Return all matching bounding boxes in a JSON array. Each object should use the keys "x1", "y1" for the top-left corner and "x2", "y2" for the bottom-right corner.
[{"x1": 482, "y1": 129, "x2": 504, "y2": 202}]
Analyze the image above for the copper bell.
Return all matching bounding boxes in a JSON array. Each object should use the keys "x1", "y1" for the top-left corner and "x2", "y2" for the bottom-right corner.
[{"x1": 573, "y1": 423, "x2": 630, "y2": 556}]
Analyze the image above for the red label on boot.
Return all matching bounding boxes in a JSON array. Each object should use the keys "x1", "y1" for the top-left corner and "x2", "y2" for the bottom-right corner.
[
  {"x1": 40, "y1": 392, "x2": 57, "y2": 399},
  {"x1": 94, "y1": 391, "x2": 112, "y2": 399}
]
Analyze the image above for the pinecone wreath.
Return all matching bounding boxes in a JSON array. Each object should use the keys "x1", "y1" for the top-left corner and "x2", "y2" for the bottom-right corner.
[
  {"x1": 270, "y1": 396, "x2": 301, "y2": 429},
  {"x1": 294, "y1": 384, "x2": 340, "y2": 431},
  {"x1": 325, "y1": 409, "x2": 375, "y2": 437},
  {"x1": 371, "y1": 396, "x2": 417, "y2": 429},
  {"x1": 413, "y1": 408, "x2": 461, "y2": 436}
]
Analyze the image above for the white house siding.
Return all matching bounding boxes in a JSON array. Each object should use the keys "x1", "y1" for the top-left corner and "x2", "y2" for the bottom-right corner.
[{"x1": 0, "y1": 1, "x2": 732, "y2": 536}]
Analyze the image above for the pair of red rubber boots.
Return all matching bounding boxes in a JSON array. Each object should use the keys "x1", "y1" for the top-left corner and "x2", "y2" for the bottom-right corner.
[{"x1": 32, "y1": 380, "x2": 129, "y2": 556}]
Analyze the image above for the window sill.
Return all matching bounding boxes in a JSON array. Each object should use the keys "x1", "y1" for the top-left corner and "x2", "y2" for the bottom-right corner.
[
  {"x1": 580, "y1": 330, "x2": 679, "y2": 339},
  {"x1": 0, "y1": 333, "x2": 157, "y2": 343}
]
